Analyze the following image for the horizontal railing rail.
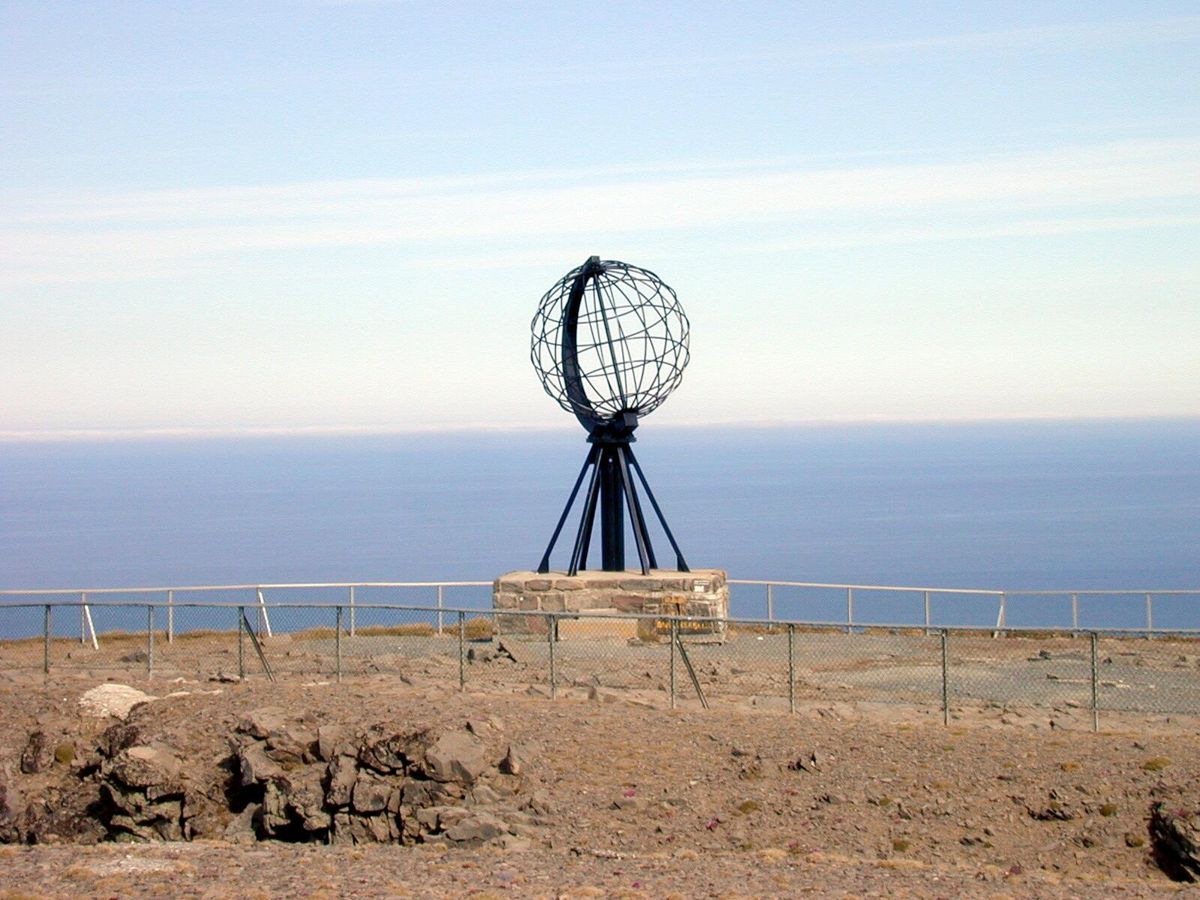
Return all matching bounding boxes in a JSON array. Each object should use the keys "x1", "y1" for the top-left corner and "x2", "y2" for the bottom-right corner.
[{"x1": 2, "y1": 579, "x2": 1198, "y2": 637}]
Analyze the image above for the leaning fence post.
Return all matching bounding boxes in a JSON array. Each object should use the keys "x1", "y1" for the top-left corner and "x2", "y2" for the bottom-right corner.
[
  {"x1": 846, "y1": 587, "x2": 854, "y2": 633},
  {"x1": 923, "y1": 591, "x2": 931, "y2": 635},
  {"x1": 167, "y1": 589, "x2": 175, "y2": 643},
  {"x1": 1145, "y1": 593, "x2": 1153, "y2": 638},
  {"x1": 458, "y1": 612, "x2": 466, "y2": 692},
  {"x1": 146, "y1": 605, "x2": 154, "y2": 679},
  {"x1": 940, "y1": 630, "x2": 950, "y2": 726},
  {"x1": 669, "y1": 619, "x2": 677, "y2": 709},
  {"x1": 787, "y1": 623, "x2": 796, "y2": 715},
  {"x1": 43, "y1": 604, "x2": 51, "y2": 675},
  {"x1": 237, "y1": 607, "x2": 245, "y2": 680},
  {"x1": 348, "y1": 585, "x2": 356, "y2": 637},
  {"x1": 335, "y1": 606, "x2": 343, "y2": 684},
  {"x1": 547, "y1": 614, "x2": 556, "y2": 699},
  {"x1": 1090, "y1": 631, "x2": 1099, "y2": 733}
]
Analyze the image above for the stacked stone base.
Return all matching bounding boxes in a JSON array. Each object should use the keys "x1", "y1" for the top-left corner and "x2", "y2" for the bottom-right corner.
[{"x1": 492, "y1": 569, "x2": 728, "y2": 641}]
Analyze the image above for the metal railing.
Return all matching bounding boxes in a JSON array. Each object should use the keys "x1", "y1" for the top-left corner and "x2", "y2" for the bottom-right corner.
[
  {"x1": 728, "y1": 581, "x2": 1200, "y2": 634},
  {"x1": 2, "y1": 579, "x2": 1197, "y2": 639},
  {"x1": 0, "y1": 581, "x2": 492, "y2": 644}
]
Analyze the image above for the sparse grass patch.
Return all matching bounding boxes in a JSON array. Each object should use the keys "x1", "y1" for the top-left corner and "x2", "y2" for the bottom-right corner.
[
  {"x1": 1142, "y1": 756, "x2": 1171, "y2": 772},
  {"x1": 464, "y1": 617, "x2": 494, "y2": 640}
]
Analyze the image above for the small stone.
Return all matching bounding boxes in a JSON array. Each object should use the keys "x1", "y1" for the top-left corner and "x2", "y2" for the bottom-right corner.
[
  {"x1": 20, "y1": 732, "x2": 52, "y2": 774},
  {"x1": 317, "y1": 725, "x2": 347, "y2": 762},
  {"x1": 351, "y1": 771, "x2": 393, "y2": 814},
  {"x1": 237, "y1": 707, "x2": 288, "y2": 740},
  {"x1": 424, "y1": 731, "x2": 489, "y2": 785},
  {"x1": 445, "y1": 812, "x2": 506, "y2": 844},
  {"x1": 499, "y1": 743, "x2": 527, "y2": 776}
]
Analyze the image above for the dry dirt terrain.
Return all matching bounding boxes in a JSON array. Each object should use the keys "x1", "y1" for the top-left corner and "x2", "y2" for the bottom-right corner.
[{"x1": 2, "y1": 664, "x2": 1200, "y2": 898}]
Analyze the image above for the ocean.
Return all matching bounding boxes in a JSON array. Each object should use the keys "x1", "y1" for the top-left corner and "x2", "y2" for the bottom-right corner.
[{"x1": 1, "y1": 419, "x2": 1197, "y2": 631}]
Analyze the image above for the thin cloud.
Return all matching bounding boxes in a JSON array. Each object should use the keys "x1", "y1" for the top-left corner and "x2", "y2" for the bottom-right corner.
[{"x1": 2, "y1": 140, "x2": 1197, "y2": 287}]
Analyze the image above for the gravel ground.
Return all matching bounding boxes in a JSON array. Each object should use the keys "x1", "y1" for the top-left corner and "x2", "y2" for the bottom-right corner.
[{"x1": 3, "y1": 664, "x2": 1200, "y2": 898}]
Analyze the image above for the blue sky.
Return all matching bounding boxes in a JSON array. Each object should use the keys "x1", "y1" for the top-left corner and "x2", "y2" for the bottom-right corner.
[{"x1": 1, "y1": 1, "x2": 1198, "y2": 438}]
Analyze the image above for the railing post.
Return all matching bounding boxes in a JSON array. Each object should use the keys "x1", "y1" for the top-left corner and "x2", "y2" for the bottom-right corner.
[
  {"x1": 348, "y1": 585, "x2": 356, "y2": 637},
  {"x1": 1071, "y1": 593, "x2": 1079, "y2": 634},
  {"x1": 547, "y1": 614, "x2": 556, "y2": 699},
  {"x1": 146, "y1": 605, "x2": 154, "y2": 679},
  {"x1": 237, "y1": 607, "x2": 245, "y2": 680},
  {"x1": 669, "y1": 619, "x2": 677, "y2": 709},
  {"x1": 940, "y1": 629, "x2": 950, "y2": 726},
  {"x1": 845, "y1": 587, "x2": 853, "y2": 633},
  {"x1": 992, "y1": 593, "x2": 1007, "y2": 639},
  {"x1": 80, "y1": 592, "x2": 86, "y2": 644},
  {"x1": 766, "y1": 584, "x2": 774, "y2": 623},
  {"x1": 458, "y1": 611, "x2": 466, "y2": 692},
  {"x1": 167, "y1": 589, "x2": 175, "y2": 643},
  {"x1": 335, "y1": 606, "x2": 343, "y2": 683},
  {"x1": 1145, "y1": 593, "x2": 1153, "y2": 637},
  {"x1": 255, "y1": 588, "x2": 272, "y2": 638},
  {"x1": 787, "y1": 623, "x2": 795, "y2": 715},
  {"x1": 437, "y1": 584, "x2": 445, "y2": 635},
  {"x1": 1090, "y1": 631, "x2": 1099, "y2": 733},
  {"x1": 43, "y1": 604, "x2": 51, "y2": 675},
  {"x1": 923, "y1": 591, "x2": 931, "y2": 634}
]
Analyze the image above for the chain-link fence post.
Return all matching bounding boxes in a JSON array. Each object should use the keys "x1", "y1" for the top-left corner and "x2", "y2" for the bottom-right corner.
[
  {"x1": 335, "y1": 606, "x2": 343, "y2": 683},
  {"x1": 146, "y1": 605, "x2": 154, "y2": 680},
  {"x1": 1090, "y1": 631, "x2": 1099, "y2": 732},
  {"x1": 237, "y1": 607, "x2": 245, "y2": 680},
  {"x1": 669, "y1": 619, "x2": 677, "y2": 709},
  {"x1": 787, "y1": 623, "x2": 796, "y2": 714},
  {"x1": 940, "y1": 629, "x2": 950, "y2": 726},
  {"x1": 43, "y1": 604, "x2": 51, "y2": 675},
  {"x1": 458, "y1": 611, "x2": 466, "y2": 692},
  {"x1": 547, "y1": 614, "x2": 556, "y2": 699}
]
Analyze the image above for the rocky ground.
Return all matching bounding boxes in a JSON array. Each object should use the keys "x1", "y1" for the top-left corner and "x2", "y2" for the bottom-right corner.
[{"x1": 2, "y1": 668, "x2": 1200, "y2": 898}]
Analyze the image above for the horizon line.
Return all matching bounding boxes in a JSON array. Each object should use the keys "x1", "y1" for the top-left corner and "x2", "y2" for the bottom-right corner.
[{"x1": 2, "y1": 413, "x2": 1197, "y2": 444}]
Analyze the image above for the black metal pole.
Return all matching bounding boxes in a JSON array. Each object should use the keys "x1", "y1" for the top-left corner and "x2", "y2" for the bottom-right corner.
[
  {"x1": 599, "y1": 447, "x2": 625, "y2": 571},
  {"x1": 568, "y1": 451, "x2": 603, "y2": 576},
  {"x1": 616, "y1": 445, "x2": 652, "y2": 574},
  {"x1": 538, "y1": 443, "x2": 599, "y2": 574}
]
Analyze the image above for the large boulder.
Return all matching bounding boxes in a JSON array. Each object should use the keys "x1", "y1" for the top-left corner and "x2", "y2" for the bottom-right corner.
[{"x1": 423, "y1": 731, "x2": 488, "y2": 785}]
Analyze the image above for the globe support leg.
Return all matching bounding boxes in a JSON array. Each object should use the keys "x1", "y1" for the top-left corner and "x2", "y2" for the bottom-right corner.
[
  {"x1": 539, "y1": 438, "x2": 687, "y2": 577},
  {"x1": 537, "y1": 444, "x2": 599, "y2": 575},
  {"x1": 627, "y1": 447, "x2": 689, "y2": 573}
]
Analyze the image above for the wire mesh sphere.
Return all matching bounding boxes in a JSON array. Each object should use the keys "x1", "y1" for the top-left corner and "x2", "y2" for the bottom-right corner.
[{"x1": 531, "y1": 258, "x2": 690, "y2": 429}]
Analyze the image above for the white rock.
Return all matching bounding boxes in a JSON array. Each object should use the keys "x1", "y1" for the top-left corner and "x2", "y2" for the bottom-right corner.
[{"x1": 79, "y1": 684, "x2": 157, "y2": 719}]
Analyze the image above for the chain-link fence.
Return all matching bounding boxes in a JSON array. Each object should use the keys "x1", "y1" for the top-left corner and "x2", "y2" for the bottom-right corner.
[{"x1": 3, "y1": 601, "x2": 1200, "y2": 731}]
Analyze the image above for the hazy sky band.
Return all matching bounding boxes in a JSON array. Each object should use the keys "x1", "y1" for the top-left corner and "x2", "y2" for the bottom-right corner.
[{"x1": 1, "y1": 1, "x2": 1197, "y2": 432}]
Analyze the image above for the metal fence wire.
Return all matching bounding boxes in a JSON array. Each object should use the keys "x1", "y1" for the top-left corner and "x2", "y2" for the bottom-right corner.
[{"x1": 3, "y1": 601, "x2": 1200, "y2": 732}]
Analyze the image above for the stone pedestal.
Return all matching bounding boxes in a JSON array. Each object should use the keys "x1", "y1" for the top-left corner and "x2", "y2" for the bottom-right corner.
[{"x1": 492, "y1": 569, "x2": 728, "y2": 639}]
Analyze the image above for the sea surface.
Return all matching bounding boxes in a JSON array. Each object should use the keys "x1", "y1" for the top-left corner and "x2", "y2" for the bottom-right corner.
[{"x1": 1, "y1": 419, "x2": 1197, "y2": 633}]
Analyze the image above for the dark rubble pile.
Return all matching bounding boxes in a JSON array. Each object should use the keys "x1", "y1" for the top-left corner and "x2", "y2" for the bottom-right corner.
[
  {"x1": 220, "y1": 707, "x2": 550, "y2": 846},
  {"x1": 3, "y1": 707, "x2": 551, "y2": 848}
]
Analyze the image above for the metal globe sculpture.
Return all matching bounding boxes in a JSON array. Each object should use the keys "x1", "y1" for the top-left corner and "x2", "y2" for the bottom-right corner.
[
  {"x1": 533, "y1": 257, "x2": 690, "y2": 576},
  {"x1": 531, "y1": 258, "x2": 690, "y2": 432}
]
